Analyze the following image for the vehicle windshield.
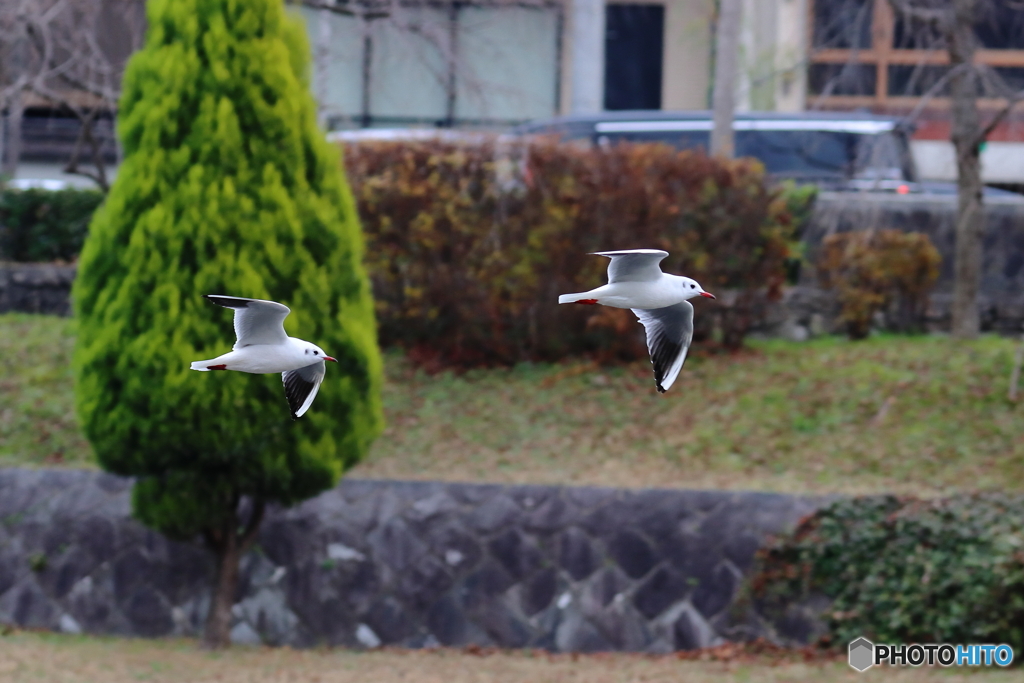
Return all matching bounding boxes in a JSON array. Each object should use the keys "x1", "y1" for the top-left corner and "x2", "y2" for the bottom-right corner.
[{"x1": 592, "y1": 127, "x2": 910, "y2": 181}]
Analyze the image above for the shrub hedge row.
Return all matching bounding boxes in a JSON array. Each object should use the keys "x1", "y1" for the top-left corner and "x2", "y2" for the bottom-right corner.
[
  {"x1": 751, "y1": 494, "x2": 1024, "y2": 650},
  {"x1": 343, "y1": 138, "x2": 813, "y2": 366},
  {"x1": 1, "y1": 141, "x2": 814, "y2": 366},
  {"x1": 0, "y1": 187, "x2": 103, "y2": 262}
]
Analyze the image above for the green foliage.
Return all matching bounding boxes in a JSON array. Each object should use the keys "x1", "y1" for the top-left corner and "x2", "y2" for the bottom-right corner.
[
  {"x1": 752, "y1": 494, "x2": 1024, "y2": 649},
  {"x1": 72, "y1": 0, "x2": 383, "y2": 540},
  {"x1": 28, "y1": 552, "x2": 48, "y2": 573},
  {"x1": 344, "y1": 139, "x2": 808, "y2": 365},
  {"x1": 817, "y1": 230, "x2": 941, "y2": 340},
  {"x1": 0, "y1": 188, "x2": 103, "y2": 262}
]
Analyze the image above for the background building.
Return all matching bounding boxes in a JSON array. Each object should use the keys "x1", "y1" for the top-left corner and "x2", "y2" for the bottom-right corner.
[{"x1": 3, "y1": 0, "x2": 1024, "y2": 187}]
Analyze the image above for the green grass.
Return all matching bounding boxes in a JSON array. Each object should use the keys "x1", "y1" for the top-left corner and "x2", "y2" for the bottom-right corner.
[
  {"x1": 0, "y1": 314, "x2": 89, "y2": 467},
  {"x1": 3, "y1": 313, "x2": 1023, "y2": 495}
]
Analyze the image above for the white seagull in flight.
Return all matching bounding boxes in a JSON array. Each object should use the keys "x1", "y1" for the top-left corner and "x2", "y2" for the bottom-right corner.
[
  {"x1": 558, "y1": 250, "x2": 715, "y2": 393},
  {"x1": 190, "y1": 295, "x2": 338, "y2": 418}
]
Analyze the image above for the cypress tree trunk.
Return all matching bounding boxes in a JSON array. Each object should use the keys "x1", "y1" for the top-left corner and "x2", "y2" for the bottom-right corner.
[{"x1": 202, "y1": 496, "x2": 264, "y2": 649}]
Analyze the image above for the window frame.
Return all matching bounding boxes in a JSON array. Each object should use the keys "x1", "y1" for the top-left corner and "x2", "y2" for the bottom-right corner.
[{"x1": 807, "y1": 0, "x2": 1024, "y2": 110}]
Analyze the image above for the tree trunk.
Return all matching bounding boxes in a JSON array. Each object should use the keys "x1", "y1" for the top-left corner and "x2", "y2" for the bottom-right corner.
[
  {"x1": 202, "y1": 495, "x2": 265, "y2": 649},
  {"x1": 203, "y1": 523, "x2": 241, "y2": 648},
  {"x1": 711, "y1": 0, "x2": 742, "y2": 159},
  {"x1": 946, "y1": 0, "x2": 983, "y2": 339},
  {"x1": 2, "y1": 88, "x2": 23, "y2": 179}
]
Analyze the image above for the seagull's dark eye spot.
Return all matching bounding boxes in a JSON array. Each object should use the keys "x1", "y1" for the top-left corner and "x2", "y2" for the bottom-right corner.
[
  {"x1": 690, "y1": 284, "x2": 696, "y2": 289},
  {"x1": 314, "y1": 350, "x2": 319, "y2": 355}
]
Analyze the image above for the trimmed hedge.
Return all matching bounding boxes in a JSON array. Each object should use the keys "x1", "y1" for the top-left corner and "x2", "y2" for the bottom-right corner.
[
  {"x1": 751, "y1": 494, "x2": 1024, "y2": 650},
  {"x1": 0, "y1": 187, "x2": 103, "y2": 262},
  {"x1": 1, "y1": 140, "x2": 816, "y2": 368},
  {"x1": 343, "y1": 138, "x2": 813, "y2": 367}
]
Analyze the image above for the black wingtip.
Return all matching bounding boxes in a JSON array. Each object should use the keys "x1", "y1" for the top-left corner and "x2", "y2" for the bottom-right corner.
[{"x1": 204, "y1": 295, "x2": 251, "y2": 308}]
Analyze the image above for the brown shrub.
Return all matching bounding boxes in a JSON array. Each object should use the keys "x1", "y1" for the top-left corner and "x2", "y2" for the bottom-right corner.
[
  {"x1": 817, "y1": 229, "x2": 941, "y2": 340},
  {"x1": 343, "y1": 137, "x2": 807, "y2": 367}
]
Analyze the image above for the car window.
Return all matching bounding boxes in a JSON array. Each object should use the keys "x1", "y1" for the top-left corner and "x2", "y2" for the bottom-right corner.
[
  {"x1": 852, "y1": 132, "x2": 908, "y2": 180},
  {"x1": 736, "y1": 130, "x2": 857, "y2": 177}
]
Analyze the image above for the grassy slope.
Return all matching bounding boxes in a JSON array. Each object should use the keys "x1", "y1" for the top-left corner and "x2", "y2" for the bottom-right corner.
[
  {"x1": 2, "y1": 631, "x2": 1019, "y2": 683},
  {"x1": 0, "y1": 314, "x2": 89, "y2": 466},
  {"x1": 2, "y1": 313, "x2": 1022, "y2": 495}
]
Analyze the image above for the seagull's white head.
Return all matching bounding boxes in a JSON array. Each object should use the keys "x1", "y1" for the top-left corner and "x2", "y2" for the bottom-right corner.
[
  {"x1": 678, "y1": 276, "x2": 716, "y2": 301},
  {"x1": 304, "y1": 344, "x2": 338, "y2": 363}
]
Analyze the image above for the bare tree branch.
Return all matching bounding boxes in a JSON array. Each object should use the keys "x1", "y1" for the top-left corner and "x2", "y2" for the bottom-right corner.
[
  {"x1": 887, "y1": 0, "x2": 950, "y2": 25},
  {"x1": 1, "y1": 0, "x2": 144, "y2": 189},
  {"x1": 900, "y1": 62, "x2": 970, "y2": 128}
]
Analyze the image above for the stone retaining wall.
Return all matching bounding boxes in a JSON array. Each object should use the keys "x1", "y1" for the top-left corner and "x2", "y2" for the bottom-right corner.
[
  {"x1": 0, "y1": 469, "x2": 829, "y2": 651},
  {"x1": 0, "y1": 262, "x2": 75, "y2": 316}
]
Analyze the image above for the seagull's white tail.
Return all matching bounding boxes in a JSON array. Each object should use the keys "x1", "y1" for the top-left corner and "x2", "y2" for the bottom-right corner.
[
  {"x1": 190, "y1": 360, "x2": 214, "y2": 371},
  {"x1": 558, "y1": 292, "x2": 589, "y2": 304}
]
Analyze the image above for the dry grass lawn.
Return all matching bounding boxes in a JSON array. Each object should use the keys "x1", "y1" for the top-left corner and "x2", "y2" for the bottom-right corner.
[
  {"x1": 3, "y1": 313, "x2": 1024, "y2": 496},
  {"x1": 2, "y1": 631, "x2": 1019, "y2": 683}
]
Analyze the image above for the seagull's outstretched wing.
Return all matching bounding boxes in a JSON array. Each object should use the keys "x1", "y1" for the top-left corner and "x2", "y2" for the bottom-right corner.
[
  {"x1": 282, "y1": 361, "x2": 326, "y2": 419},
  {"x1": 632, "y1": 302, "x2": 694, "y2": 393},
  {"x1": 204, "y1": 295, "x2": 290, "y2": 348},
  {"x1": 593, "y1": 249, "x2": 669, "y2": 284}
]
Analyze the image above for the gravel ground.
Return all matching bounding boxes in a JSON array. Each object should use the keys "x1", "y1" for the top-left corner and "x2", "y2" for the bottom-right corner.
[{"x1": 2, "y1": 632, "x2": 1019, "y2": 683}]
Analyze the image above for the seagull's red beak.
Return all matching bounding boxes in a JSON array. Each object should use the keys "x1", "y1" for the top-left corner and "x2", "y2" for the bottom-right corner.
[
  {"x1": 323, "y1": 356, "x2": 338, "y2": 363},
  {"x1": 700, "y1": 292, "x2": 716, "y2": 299}
]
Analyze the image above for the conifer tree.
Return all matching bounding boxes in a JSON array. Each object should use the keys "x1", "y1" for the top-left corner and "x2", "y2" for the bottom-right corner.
[{"x1": 73, "y1": 0, "x2": 383, "y2": 648}]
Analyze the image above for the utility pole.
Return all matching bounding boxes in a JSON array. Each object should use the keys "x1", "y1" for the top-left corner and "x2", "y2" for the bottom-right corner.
[{"x1": 711, "y1": 0, "x2": 742, "y2": 158}]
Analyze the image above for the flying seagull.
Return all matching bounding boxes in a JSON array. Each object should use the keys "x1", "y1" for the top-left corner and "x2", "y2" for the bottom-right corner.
[
  {"x1": 558, "y1": 249, "x2": 715, "y2": 393},
  {"x1": 190, "y1": 295, "x2": 337, "y2": 419}
]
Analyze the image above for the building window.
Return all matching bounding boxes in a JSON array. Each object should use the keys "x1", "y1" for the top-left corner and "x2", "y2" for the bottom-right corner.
[
  {"x1": 604, "y1": 4, "x2": 664, "y2": 110},
  {"x1": 808, "y1": 0, "x2": 1024, "y2": 109},
  {"x1": 306, "y1": 3, "x2": 562, "y2": 129}
]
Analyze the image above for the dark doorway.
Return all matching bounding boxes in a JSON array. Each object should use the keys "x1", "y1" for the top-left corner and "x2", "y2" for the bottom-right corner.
[{"x1": 604, "y1": 4, "x2": 664, "y2": 110}]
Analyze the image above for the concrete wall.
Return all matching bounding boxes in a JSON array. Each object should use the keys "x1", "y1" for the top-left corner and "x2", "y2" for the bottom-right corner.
[{"x1": 0, "y1": 469, "x2": 828, "y2": 650}]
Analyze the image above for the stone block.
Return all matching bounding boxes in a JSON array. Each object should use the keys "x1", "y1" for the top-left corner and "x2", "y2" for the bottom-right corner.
[
  {"x1": 467, "y1": 596, "x2": 533, "y2": 648},
  {"x1": 123, "y1": 585, "x2": 173, "y2": 637},
  {"x1": 460, "y1": 560, "x2": 515, "y2": 610},
  {"x1": 398, "y1": 554, "x2": 454, "y2": 611},
  {"x1": 366, "y1": 517, "x2": 428, "y2": 573},
  {"x1": 425, "y1": 594, "x2": 490, "y2": 647},
  {"x1": 488, "y1": 529, "x2": 544, "y2": 581},
  {"x1": 692, "y1": 560, "x2": 741, "y2": 620},
  {"x1": 557, "y1": 526, "x2": 599, "y2": 581},
  {"x1": 633, "y1": 567, "x2": 690, "y2": 620},
  {"x1": 464, "y1": 494, "x2": 520, "y2": 533},
  {"x1": 519, "y1": 567, "x2": 558, "y2": 616},
  {"x1": 606, "y1": 530, "x2": 657, "y2": 579},
  {"x1": 364, "y1": 596, "x2": 415, "y2": 644}
]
